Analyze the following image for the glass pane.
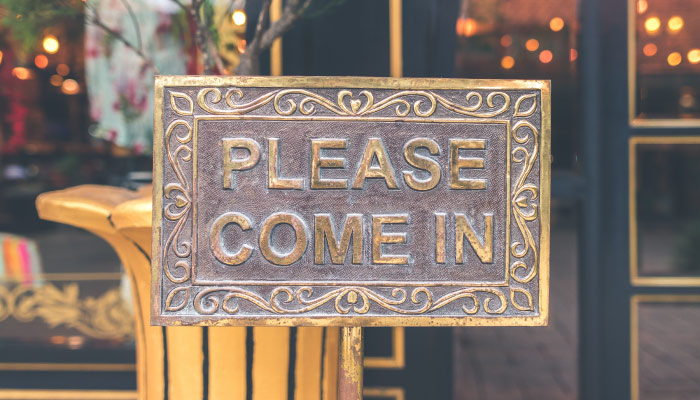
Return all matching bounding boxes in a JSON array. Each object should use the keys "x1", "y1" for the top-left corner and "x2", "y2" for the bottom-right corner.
[
  {"x1": 634, "y1": 0, "x2": 700, "y2": 120},
  {"x1": 0, "y1": 224, "x2": 135, "y2": 390},
  {"x1": 638, "y1": 302, "x2": 700, "y2": 400},
  {"x1": 635, "y1": 142, "x2": 700, "y2": 277}
]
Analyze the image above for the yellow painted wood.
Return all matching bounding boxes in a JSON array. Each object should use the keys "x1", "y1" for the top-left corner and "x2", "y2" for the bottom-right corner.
[
  {"x1": 253, "y1": 327, "x2": 290, "y2": 400},
  {"x1": 294, "y1": 328, "x2": 324, "y2": 400},
  {"x1": 323, "y1": 328, "x2": 340, "y2": 400},
  {"x1": 209, "y1": 327, "x2": 247, "y2": 400},
  {"x1": 167, "y1": 327, "x2": 204, "y2": 400},
  {"x1": 36, "y1": 185, "x2": 341, "y2": 400}
]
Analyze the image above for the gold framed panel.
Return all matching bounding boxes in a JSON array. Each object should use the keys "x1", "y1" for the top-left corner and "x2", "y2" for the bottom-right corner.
[
  {"x1": 364, "y1": 327, "x2": 405, "y2": 369},
  {"x1": 0, "y1": 363, "x2": 135, "y2": 372},
  {"x1": 268, "y1": 0, "x2": 402, "y2": 78},
  {"x1": 629, "y1": 136, "x2": 700, "y2": 286},
  {"x1": 627, "y1": 0, "x2": 700, "y2": 127},
  {"x1": 152, "y1": 76, "x2": 551, "y2": 327},
  {"x1": 630, "y1": 294, "x2": 700, "y2": 400}
]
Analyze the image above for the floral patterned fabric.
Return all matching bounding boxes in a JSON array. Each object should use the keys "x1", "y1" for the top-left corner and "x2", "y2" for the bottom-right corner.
[{"x1": 85, "y1": 0, "x2": 195, "y2": 152}]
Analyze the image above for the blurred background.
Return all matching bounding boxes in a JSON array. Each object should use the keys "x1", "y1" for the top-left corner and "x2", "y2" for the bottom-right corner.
[{"x1": 0, "y1": 0, "x2": 698, "y2": 399}]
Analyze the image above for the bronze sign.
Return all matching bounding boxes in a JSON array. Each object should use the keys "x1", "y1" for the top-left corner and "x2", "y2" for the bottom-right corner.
[{"x1": 152, "y1": 76, "x2": 550, "y2": 326}]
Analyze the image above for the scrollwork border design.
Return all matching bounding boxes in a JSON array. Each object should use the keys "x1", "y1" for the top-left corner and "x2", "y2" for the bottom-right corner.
[{"x1": 160, "y1": 87, "x2": 543, "y2": 319}]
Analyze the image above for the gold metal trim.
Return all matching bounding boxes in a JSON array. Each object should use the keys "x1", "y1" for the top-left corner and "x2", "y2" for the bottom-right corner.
[
  {"x1": 389, "y1": 0, "x2": 402, "y2": 78},
  {"x1": 364, "y1": 327, "x2": 405, "y2": 369},
  {"x1": 270, "y1": 0, "x2": 282, "y2": 76},
  {"x1": 630, "y1": 294, "x2": 700, "y2": 400},
  {"x1": 363, "y1": 387, "x2": 405, "y2": 400},
  {"x1": 629, "y1": 136, "x2": 700, "y2": 286},
  {"x1": 627, "y1": 0, "x2": 700, "y2": 127},
  {"x1": 267, "y1": 0, "x2": 402, "y2": 78},
  {"x1": 0, "y1": 390, "x2": 136, "y2": 400},
  {"x1": 0, "y1": 363, "x2": 136, "y2": 371},
  {"x1": 152, "y1": 76, "x2": 550, "y2": 327}
]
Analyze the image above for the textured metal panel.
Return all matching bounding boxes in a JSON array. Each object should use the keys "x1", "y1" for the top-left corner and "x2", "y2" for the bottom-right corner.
[{"x1": 152, "y1": 76, "x2": 550, "y2": 326}]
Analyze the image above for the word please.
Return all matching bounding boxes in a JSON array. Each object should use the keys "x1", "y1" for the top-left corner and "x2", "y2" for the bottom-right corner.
[
  {"x1": 210, "y1": 212, "x2": 494, "y2": 266},
  {"x1": 222, "y1": 137, "x2": 488, "y2": 190}
]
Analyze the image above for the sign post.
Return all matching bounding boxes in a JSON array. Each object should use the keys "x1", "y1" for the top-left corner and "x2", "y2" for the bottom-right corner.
[{"x1": 152, "y1": 76, "x2": 550, "y2": 398}]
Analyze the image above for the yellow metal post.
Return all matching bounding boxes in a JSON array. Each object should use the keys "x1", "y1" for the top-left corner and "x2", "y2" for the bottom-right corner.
[{"x1": 338, "y1": 327, "x2": 364, "y2": 400}]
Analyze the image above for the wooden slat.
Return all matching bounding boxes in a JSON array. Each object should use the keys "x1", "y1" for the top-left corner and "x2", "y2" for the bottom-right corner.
[
  {"x1": 253, "y1": 327, "x2": 290, "y2": 400},
  {"x1": 167, "y1": 327, "x2": 204, "y2": 400},
  {"x1": 209, "y1": 327, "x2": 247, "y2": 400},
  {"x1": 322, "y1": 327, "x2": 340, "y2": 400},
  {"x1": 294, "y1": 328, "x2": 324, "y2": 400}
]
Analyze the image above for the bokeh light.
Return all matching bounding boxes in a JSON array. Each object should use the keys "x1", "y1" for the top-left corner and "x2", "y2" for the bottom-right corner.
[
  {"x1": 667, "y1": 52, "x2": 682, "y2": 66},
  {"x1": 642, "y1": 43, "x2": 657, "y2": 56},
  {"x1": 667, "y1": 16, "x2": 683, "y2": 32},
  {"x1": 42, "y1": 35, "x2": 59, "y2": 54},
  {"x1": 549, "y1": 17, "x2": 565, "y2": 32},
  {"x1": 525, "y1": 38, "x2": 539, "y2": 51},
  {"x1": 688, "y1": 49, "x2": 700, "y2": 64},
  {"x1": 57, "y1": 63, "x2": 70, "y2": 76},
  {"x1": 570, "y1": 48, "x2": 578, "y2": 61},
  {"x1": 61, "y1": 78, "x2": 80, "y2": 95},
  {"x1": 644, "y1": 17, "x2": 660, "y2": 33},
  {"x1": 539, "y1": 50, "x2": 553, "y2": 63},
  {"x1": 35, "y1": 54, "x2": 48, "y2": 69},
  {"x1": 50, "y1": 75, "x2": 63, "y2": 87},
  {"x1": 501, "y1": 56, "x2": 515, "y2": 69},
  {"x1": 637, "y1": 0, "x2": 648, "y2": 13},
  {"x1": 12, "y1": 67, "x2": 32, "y2": 80},
  {"x1": 232, "y1": 10, "x2": 246, "y2": 26},
  {"x1": 500, "y1": 34, "x2": 512, "y2": 47}
]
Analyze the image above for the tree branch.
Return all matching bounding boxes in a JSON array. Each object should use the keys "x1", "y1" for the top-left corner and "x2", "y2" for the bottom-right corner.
[{"x1": 85, "y1": 5, "x2": 160, "y2": 74}]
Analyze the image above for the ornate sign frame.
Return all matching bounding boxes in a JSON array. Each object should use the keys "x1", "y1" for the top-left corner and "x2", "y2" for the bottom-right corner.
[{"x1": 152, "y1": 76, "x2": 550, "y2": 327}]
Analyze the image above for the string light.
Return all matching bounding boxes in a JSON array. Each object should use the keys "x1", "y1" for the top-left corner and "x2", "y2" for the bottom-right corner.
[
  {"x1": 667, "y1": 52, "x2": 682, "y2": 66},
  {"x1": 500, "y1": 35, "x2": 512, "y2": 47},
  {"x1": 232, "y1": 10, "x2": 246, "y2": 26},
  {"x1": 34, "y1": 54, "x2": 48, "y2": 69},
  {"x1": 42, "y1": 35, "x2": 59, "y2": 54},
  {"x1": 525, "y1": 38, "x2": 539, "y2": 51},
  {"x1": 667, "y1": 16, "x2": 683, "y2": 32},
  {"x1": 643, "y1": 43, "x2": 657, "y2": 56},
  {"x1": 61, "y1": 78, "x2": 80, "y2": 95},
  {"x1": 688, "y1": 49, "x2": 700, "y2": 64},
  {"x1": 57, "y1": 63, "x2": 70, "y2": 76},
  {"x1": 549, "y1": 17, "x2": 564, "y2": 32},
  {"x1": 539, "y1": 50, "x2": 553, "y2": 63},
  {"x1": 501, "y1": 56, "x2": 515, "y2": 69},
  {"x1": 644, "y1": 17, "x2": 660, "y2": 34}
]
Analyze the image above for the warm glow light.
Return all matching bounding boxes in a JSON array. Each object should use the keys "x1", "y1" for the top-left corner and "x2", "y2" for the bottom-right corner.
[
  {"x1": 0, "y1": 50, "x2": 4, "y2": 65},
  {"x1": 56, "y1": 63, "x2": 70, "y2": 76},
  {"x1": 42, "y1": 35, "x2": 59, "y2": 54},
  {"x1": 549, "y1": 17, "x2": 565, "y2": 32},
  {"x1": 34, "y1": 54, "x2": 48, "y2": 69},
  {"x1": 667, "y1": 52, "x2": 682, "y2": 66},
  {"x1": 459, "y1": 18, "x2": 477, "y2": 37},
  {"x1": 232, "y1": 10, "x2": 246, "y2": 26},
  {"x1": 61, "y1": 78, "x2": 80, "y2": 95},
  {"x1": 237, "y1": 39, "x2": 246, "y2": 54},
  {"x1": 644, "y1": 17, "x2": 661, "y2": 33},
  {"x1": 570, "y1": 48, "x2": 578, "y2": 61},
  {"x1": 539, "y1": 50, "x2": 553, "y2": 63},
  {"x1": 525, "y1": 38, "x2": 539, "y2": 51},
  {"x1": 688, "y1": 49, "x2": 700, "y2": 64},
  {"x1": 12, "y1": 67, "x2": 32, "y2": 80},
  {"x1": 500, "y1": 34, "x2": 512, "y2": 47},
  {"x1": 642, "y1": 43, "x2": 657, "y2": 56},
  {"x1": 667, "y1": 16, "x2": 683, "y2": 32},
  {"x1": 50, "y1": 75, "x2": 63, "y2": 87},
  {"x1": 637, "y1": 0, "x2": 648, "y2": 14},
  {"x1": 501, "y1": 56, "x2": 515, "y2": 69}
]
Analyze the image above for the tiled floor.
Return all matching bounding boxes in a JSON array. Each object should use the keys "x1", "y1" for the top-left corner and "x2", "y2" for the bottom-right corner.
[{"x1": 453, "y1": 228, "x2": 578, "y2": 400}]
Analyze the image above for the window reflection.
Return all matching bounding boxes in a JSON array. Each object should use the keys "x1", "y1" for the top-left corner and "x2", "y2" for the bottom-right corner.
[
  {"x1": 634, "y1": 0, "x2": 700, "y2": 120},
  {"x1": 454, "y1": 0, "x2": 579, "y2": 170}
]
